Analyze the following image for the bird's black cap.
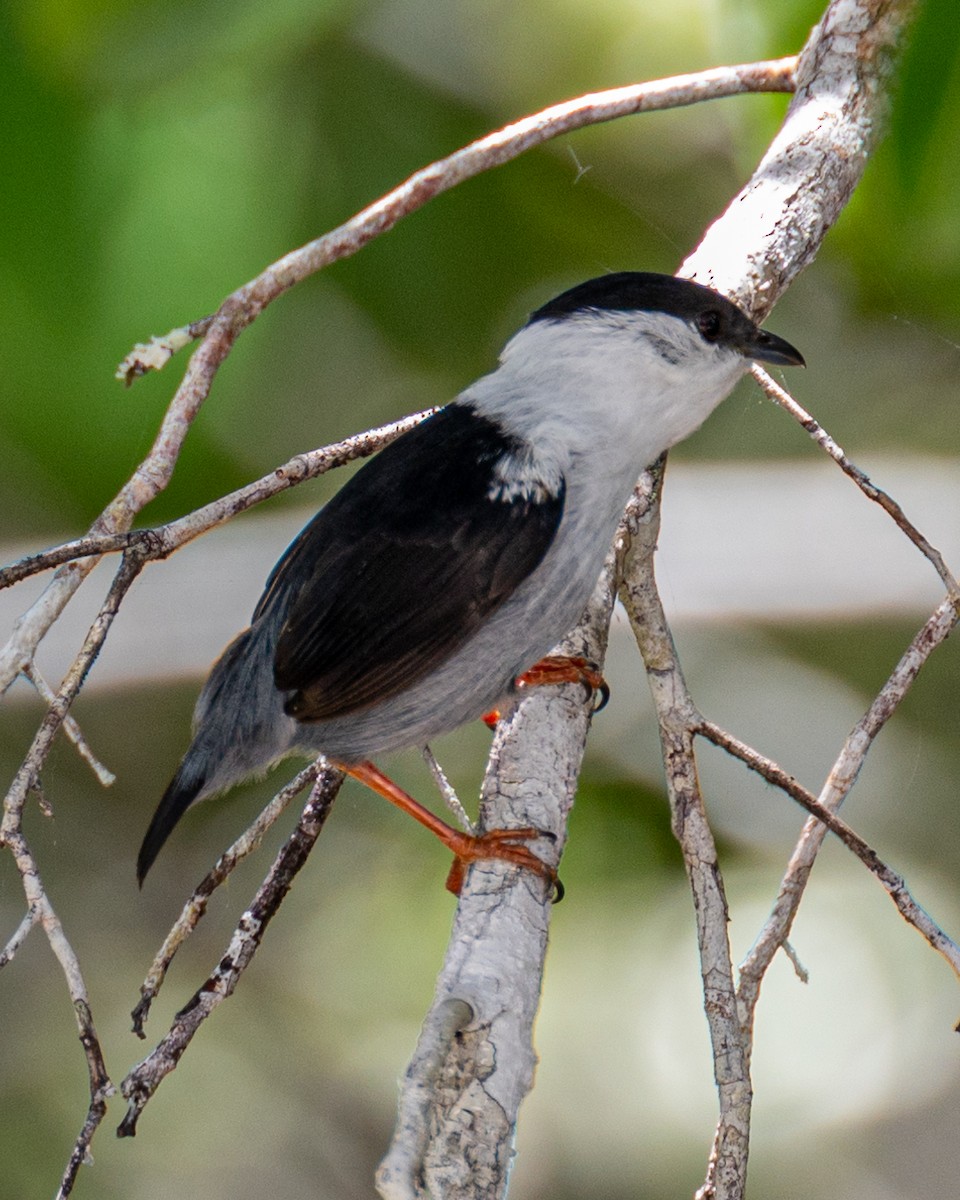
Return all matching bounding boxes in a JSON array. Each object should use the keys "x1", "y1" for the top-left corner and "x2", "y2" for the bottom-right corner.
[
  {"x1": 528, "y1": 272, "x2": 730, "y2": 323},
  {"x1": 528, "y1": 271, "x2": 804, "y2": 368}
]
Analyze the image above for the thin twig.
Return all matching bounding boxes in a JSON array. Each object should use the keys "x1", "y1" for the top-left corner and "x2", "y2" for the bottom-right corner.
[
  {"x1": 23, "y1": 663, "x2": 116, "y2": 786},
  {"x1": 116, "y1": 321, "x2": 207, "y2": 386},
  {"x1": 117, "y1": 60, "x2": 797, "y2": 386},
  {"x1": 780, "y1": 942, "x2": 809, "y2": 984},
  {"x1": 0, "y1": 558, "x2": 148, "y2": 1191},
  {"x1": 119, "y1": 766, "x2": 342, "y2": 1136},
  {"x1": 56, "y1": 999, "x2": 114, "y2": 1200},
  {"x1": 0, "y1": 411, "x2": 434, "y2": 592},
  {"x1": 617, "y1": 463, "x2": 751, "y2": 1200},
  {"x1": 725, "y1": 591, "x2": 960, "y2": 1040},
  {"x1": 698, "y1": 716, "x2": 960, "y2": 984},
  {"x1": 752, "y1": 365, "x2": 960, "y2": 595},
  {"x1": 2, "y1": 552, "x2": 145, "y2": 830},
  {"x1": 421, "y1": 745, "x2": 476, "y2": 835},
  {"x1": 0, "y1": 905, "x2": 39, "y2": 969},
  {"x1": 132, "y1": 762, "x2": 323, "y2": 1036},
  {"x1": 2, "y1": 555, "x2": 144, "y2": 883}
]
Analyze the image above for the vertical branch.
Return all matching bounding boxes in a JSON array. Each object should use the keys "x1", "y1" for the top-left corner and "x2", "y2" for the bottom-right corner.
[
  {"x1": 609, "y1": 2, "x2": 919, "y2": 1194},
  {"x1": 617, "y1": 466, "x2": 750, "y2": 1200},
  {"x1": 56, "y1": 999, "x2": 114, "y2": 1200},
  {"x1": 0, "y1": 553, "x2": 151, "y2": 1191}
]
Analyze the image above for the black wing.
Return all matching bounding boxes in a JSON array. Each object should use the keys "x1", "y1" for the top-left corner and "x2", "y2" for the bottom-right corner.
[{"x1": 268, "y1": 404, "x2": 564, "y2": 722}]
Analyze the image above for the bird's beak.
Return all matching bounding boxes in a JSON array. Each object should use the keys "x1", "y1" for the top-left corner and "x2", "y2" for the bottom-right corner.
[{"x1": 742, "y1": 327, "x2": 805, "y2": 368}]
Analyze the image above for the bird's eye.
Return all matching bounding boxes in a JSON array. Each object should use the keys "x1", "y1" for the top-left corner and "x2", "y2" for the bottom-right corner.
[{"x1": 697, "y1": 310, "x2": 723, "y2": 341}]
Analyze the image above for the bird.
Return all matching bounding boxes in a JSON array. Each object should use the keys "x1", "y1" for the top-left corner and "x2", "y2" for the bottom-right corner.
[{"x1": 137, "y1": 271, "x2": 803, "y2": 890}]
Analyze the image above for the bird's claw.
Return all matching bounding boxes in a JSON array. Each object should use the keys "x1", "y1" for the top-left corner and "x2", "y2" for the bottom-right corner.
[
  {"x1": 444, "y1": 824, "x2": 562, "y2": 900},
  {"x1": 515, "y1": 654, "x2": 610, "y2": 713}
]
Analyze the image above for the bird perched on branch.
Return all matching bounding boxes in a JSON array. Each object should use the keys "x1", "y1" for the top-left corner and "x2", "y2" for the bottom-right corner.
[{"x1": 137, "y1": 272, "x2": 803, "y2": 891}]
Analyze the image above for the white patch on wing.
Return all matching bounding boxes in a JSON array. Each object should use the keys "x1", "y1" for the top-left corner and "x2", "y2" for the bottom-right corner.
[{"x1": 487, "y1": 448, "x2": 561, "y2": 504}]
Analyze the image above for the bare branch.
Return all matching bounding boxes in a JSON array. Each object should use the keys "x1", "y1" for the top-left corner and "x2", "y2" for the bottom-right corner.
[
  {"x1": 0, "y1": 557, "x2": 150, "y2": 1188},
  {"x1": 698, "y1": 716, "x2": 960, "y2": 987},
  {"x1": 610, "y1": 4, "x2": 922, "y2": 1196},
  {"x1": 0, "y1": 853, "x2": 116, "y2": 1195},
  {"x1": 752, "y1": 365, "x2": 960, "y2": 593},
  {"x1": 731, "y1": 591, "x2": 960, "y2": 1029},
  {"x1": 683, "y1": 1, "x2": 913, "y2": 310},
  {"x1": 377, "y1": 997, "x2": 475, "y2": 1200},
  {"x1": 115, "y1": 59, "x2": 796, "y2": 387},
  {"x1": 0, "y1": 410, "x2": 434, "y2": 593},
  {"x1": 376, "y1": 480, "x2": 642, "y2": 1199},
  {"x1": 131, "y1": 762, "x2": 321, "y2": 1037},
  {"x1": 22, "y1": 663, "x2": 116, "y2": 786},
  {"x1": 118, "y1": 765, "x2": 342, "y2": 1136},
  {"x1": 56, "y1": 999, "x2": 114, "y2": 1200},
  {"x1": 618, "y1": 465, "x2": 750, "y2": 1200},
  {"x1": 2, "y1": 552, "x2": 144, "y2": 831},
  {"x1": 780, "y1": 941, "x2": 810, "y2": 984},
  {"x1": 0, "y1": 906, "x2": 39, "y2": 969},
  {"x1": 422, "y1": 746, "x2": 477, "y2": 835},
  {"x1": 116, "y1": 321, "x2": 207, "y2": 386}
]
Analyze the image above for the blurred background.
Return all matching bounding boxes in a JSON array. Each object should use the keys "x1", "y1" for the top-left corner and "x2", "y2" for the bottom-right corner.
[{"x1": 3, "y1": 0, "x2": 960, "y2": 1197}]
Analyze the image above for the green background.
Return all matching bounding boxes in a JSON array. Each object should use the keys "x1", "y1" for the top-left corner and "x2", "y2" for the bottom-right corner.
[{"x1": 3, "y1": 1, "x2": 960, "y2": 1198}]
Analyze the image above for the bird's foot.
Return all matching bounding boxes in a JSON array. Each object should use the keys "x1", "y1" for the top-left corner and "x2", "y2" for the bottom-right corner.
[
  {"x1": 480, "y1": 655, "x2": 609, "y2": 730},
  {"x1": 342, "y1": 760, "x2": 561, "y2": 900},
  {"x1": 515, "y1": 654, "x2": 610, "y2": 712},
  {"x1": 443, "y1": 826, "x2": 563, "y2": 901}
]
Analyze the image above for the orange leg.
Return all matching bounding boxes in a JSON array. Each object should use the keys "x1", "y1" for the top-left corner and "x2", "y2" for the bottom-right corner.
[{"x1": 342, "y1": 760, "x2": 559, "y2": 898}]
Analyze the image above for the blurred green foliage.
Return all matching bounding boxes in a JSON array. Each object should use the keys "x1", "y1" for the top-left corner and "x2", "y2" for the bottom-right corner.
[
  {"x1": 4, "y1": 0, "x2": 957, "y2": 543},
  {"x1": 3, "y1": 2, "x2": 960, "y2": 1199}
]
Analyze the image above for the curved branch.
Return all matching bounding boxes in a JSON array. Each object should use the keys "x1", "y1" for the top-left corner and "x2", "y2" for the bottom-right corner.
[
  {"x1": 683, "y1": 1, "x2": 910, "y2": 310},
  {"x1": 118, "y1": 57, "x2": 797, "y2": 386},
  {"x1": 0, "y1": 56, "x2": 795, "y2": 701}
]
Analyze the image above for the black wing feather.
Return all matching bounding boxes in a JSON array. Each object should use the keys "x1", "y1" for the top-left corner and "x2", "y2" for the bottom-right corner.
[{"x1": 268, "y1": 404, "x2": 564, "y2": 722}]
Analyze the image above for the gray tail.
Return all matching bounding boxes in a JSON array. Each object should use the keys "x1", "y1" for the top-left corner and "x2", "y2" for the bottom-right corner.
[
  {"x1": 137, "y1": 757, "x2": 207, "y2": 886},
  {"x1": 137, "y1": 616, "x2": 288, "y2": 886}
]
